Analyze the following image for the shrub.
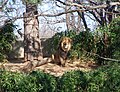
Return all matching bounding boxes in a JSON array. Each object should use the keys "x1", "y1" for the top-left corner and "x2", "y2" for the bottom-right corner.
[
  {"x1": 0, "y1": 71, "x2": 42, "y2": 92},
  {"x1": 99, "y1": 63, "x2": 120, "y2": 92},
  {"x1": 30, "y1": 71, "x2": 57, "y2": 92},
  {"x1": 1, "y1": 63, "x2": 120, "y2": 92},
  {"x1": 58, "y1": 70, "x2": 87, "y2": 92},
  {"x1": 0, "y1": 23, "x2": 16, "y2": 62},
  {"x1": 108, "y1": 17, "x2": 120, "y2": 59},
  {"x1": 86, "y1": 69, "x2": 107, "y2": 92},
  {"x1": 86, "y1": 63, "x2": 120, "y2": 92}
]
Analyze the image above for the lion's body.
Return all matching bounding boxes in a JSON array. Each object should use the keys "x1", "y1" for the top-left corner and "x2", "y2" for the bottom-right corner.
[{"x1": 52, "y1": 37, "x2": 72, "y2": 66}]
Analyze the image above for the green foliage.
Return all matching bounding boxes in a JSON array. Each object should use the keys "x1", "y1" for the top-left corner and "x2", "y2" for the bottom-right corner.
[
  {"x1": 71, "y1": 31, "x2": 95, "y2": 59},
  {"x1": 0, "y1": 70, "x2": 56, "y2": 92},
  {"x1": 86, "y1": 69, "x2": 107, "y2": 92},
  {"x1": 100, "y1": 63, "x2": 120, "y2": 91},
  {"x1": 87, "y1": 63, "x2": 120, "y2": 92},
  {"x1": 43, "y1": 17, "x2": 120, "y2": 64},
  {"x1": 91, "y1": 17, "x2": 120, "y2": 64},
  {"x1": 94, "y1": 17, "x2": 120, "y2": 61},
  {"x1": 0, "y1": 71, "x2": 42, "y2": 92},
  {"x1": 58, "y1": 70, "x2": 87, "y2": 92},
  {"x1": 30, "y1": 71, "x2": 57, "y2": 92},
  {"x1": 0, "y1": 23, "x2": 16, "y2": 62},
  {"x1": 25, "y1": 0, "x2": 42, "y2": 4},
  {"x1": 1, "y1": 63, "x2": 120, "y2": 92},
  {"x1": 108, "y1": 17, "x2": 120, "y2": 59}
]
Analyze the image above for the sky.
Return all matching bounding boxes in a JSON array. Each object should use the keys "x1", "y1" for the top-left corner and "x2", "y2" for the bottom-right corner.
[
  {"x1": 0, "y1": 0, "x2": 25, "y2": 38},
  {"x1": 0, "y1": 0, "x2": 98, "y2": 39}
]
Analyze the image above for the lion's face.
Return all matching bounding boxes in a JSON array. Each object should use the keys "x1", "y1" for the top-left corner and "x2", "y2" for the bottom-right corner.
[
  {"x1": 60, "y1": 37, "x2": 72, "y2": 52},
  {"x1": 51, "y1": 37, "x2": 72, "y2": 66}
]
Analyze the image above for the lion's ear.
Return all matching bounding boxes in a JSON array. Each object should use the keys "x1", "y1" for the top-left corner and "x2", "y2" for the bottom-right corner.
[{"x1": 60, "y1": 37, "x2": 64, "y2": 42}]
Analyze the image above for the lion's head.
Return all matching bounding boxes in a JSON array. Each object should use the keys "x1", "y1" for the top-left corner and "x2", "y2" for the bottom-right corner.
[{"x1": 59, "y1": 37, "x2": 72, "y2": 52}]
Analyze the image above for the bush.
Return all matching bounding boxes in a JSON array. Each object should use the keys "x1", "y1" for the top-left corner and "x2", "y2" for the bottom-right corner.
[
  {"x1": 30, "y1": 71, "x2": 57, "y2": 92},
  {"x1": 1, "y1": 63, "x2": 120, "y2": 92},
  {"x1": 99, "y1": 63, "x2": 120, "y2": 92},
  {"x1": 0, "y1": 71, "x2": 42, "y2": 92},
  {"x1": 86, "y1": 68, "x2": 107, "y2": 92},
  {"x1": 86, "y1": 63, "x2": 120, "y2": 92},
  {"x1": 109, "y1": 17, "x2": 120, "y2": 59},
  {"x1": 43, "y1": 17, "x2": 120, "y2": 65},
  {"x1": 0, "y1": 23, "x2": 16, "y2": 62},
  {"x1": 58, "y1": 70, "x2": 87, "y2": 92}
]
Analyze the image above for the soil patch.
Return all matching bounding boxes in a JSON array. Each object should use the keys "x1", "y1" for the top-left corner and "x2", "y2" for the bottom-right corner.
[{"x1": 0, "y1": 59, "x2": 98, "y2": 76}]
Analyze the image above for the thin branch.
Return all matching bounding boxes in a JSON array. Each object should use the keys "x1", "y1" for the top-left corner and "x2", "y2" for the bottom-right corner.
[
  {"x1": 0, "y1": 0, "x2": 9, "y2": 10},
  {"x1": 1, "y1": 1, "x2": 119, "y2": 23},
  {"x1": 85, "y1": 50, "x2": 120, "y2": 62},
  {"x1": 10, "y1": 9, "x2": 85, "y2": 21},
  {"x1": 88, "y1": 0, "x2": 96, "y2": 5},
  {"x1": 77, "y1": 11, "x2": 88, "y2": 30},
  {"x1": 56, "y1": 0, "x2": 120, "y2": 10},
  {"x1": 89, "y1": 10, "x2": 103, "y2": 25},
  {"x1": 94, "y1": 53, "x2": 120, "y2": 62},
  {"x1": 85, "y1": 13, "x2": 96, "y2": 21}
]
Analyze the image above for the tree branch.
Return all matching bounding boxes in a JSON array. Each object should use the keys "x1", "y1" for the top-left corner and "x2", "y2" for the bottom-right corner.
[
  {"x1": 89, "y1": 10, "x2": 103, "y2": 25},
  {"x1": 56, "y1": 0, "x2": 120, "y2": 10},
  {"x1": 85, "y1": 50, "x2": 120, "y2": 62},
  {"x1": 0, "y1": 0, "x2": 9, "y2": 11},
  {"x1": 77, "y1": 11, "x2": 88, "y2": 30},
  {"x1": 1, "y1": 1, "x2": 120, "y2": 23}
]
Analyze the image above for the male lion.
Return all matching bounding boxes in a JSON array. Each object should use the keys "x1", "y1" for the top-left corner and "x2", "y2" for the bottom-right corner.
[{"x1": 52, "y1": 37, "x2": 72, "y2": 66}]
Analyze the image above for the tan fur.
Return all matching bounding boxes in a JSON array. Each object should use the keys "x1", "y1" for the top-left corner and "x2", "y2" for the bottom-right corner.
[{"x1": 52, "y1": 37, "x2": 72, "y2": 66}]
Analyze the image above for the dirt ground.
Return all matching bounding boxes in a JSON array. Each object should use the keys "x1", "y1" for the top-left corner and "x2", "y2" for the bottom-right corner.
[{"x1": 0, "y1": 58, "x2": 98, "y2": 76}]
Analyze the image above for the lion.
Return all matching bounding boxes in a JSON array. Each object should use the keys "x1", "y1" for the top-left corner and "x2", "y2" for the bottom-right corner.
[{"x1": 52, "y1": 37, "x2": 72, "y2": 66}]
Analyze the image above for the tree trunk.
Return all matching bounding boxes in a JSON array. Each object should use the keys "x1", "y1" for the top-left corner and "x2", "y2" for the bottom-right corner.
[
  {"x1": 24, "y1": 4, "x2": 42, "y2": 62},
  {"x1": 65, "y1": 0, "x2": 83, "y2": 32},
  {"x1": 65, "y1": 0, "x2": 76, "y2": 31}
]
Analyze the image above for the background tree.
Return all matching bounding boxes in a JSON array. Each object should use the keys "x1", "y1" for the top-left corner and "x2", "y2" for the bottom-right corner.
[
  {"x1": 22, "y1": 0, "x2": 43, "y2": 62},
  {"x1": 65, "y1": 0, "x2": 76, "y2": 30}
]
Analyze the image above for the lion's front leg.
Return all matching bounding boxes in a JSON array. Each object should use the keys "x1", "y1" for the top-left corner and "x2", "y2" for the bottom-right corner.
[{"x1": 60, "y1": 57, "x2": 66, "y2": 67}]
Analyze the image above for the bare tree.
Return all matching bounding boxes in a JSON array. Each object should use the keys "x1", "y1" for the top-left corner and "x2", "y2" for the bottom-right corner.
[
  {"x1": 65, "y1": 0, "x2": 76, "y2": 30},
  {"x1": 24, "y1": 3, "x2": 42, "y2": 62}
]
